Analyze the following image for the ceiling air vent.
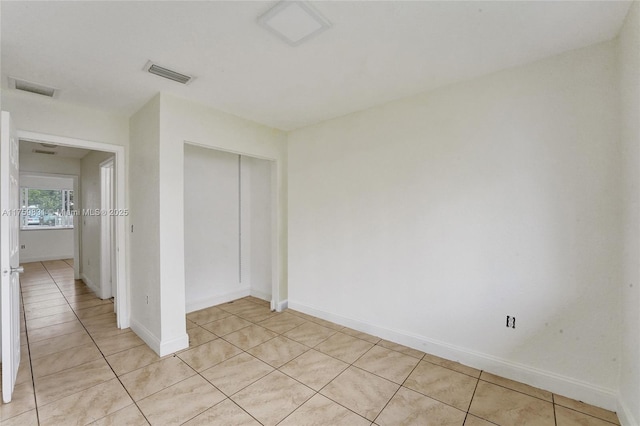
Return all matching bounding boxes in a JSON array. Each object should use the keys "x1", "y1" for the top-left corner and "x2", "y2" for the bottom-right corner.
[
  {"x1": 32, "y1": 149, "x2": 57, "y2": 155},
  {"x1": 144, "y1": 61, "x2": 194, "y2": 85},
  {"x1": 8, "y1": 77, "x2": 57, "y2": 97}
]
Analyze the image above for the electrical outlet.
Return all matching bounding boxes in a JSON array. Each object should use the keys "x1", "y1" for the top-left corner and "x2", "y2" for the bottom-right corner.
[
  {"x1": 20, "y1": 245, "x2": 25, "y2": 249},
  {"x1": 146, "y1": 295, "x2": 149, "y2": 305},
  {"x1": 506, "y1": 316, "x2": 516, "y2": 329}
]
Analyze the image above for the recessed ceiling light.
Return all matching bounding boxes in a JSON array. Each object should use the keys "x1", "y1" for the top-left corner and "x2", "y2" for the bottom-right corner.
[
  {"x1": 258, "y1": 1, "x2": 331, "y2": 46},
  {"x1": 8, "y1": 77, "x2": 57, "y2": 97},
  {"x1": 143, "y1": 61, "x2": 194, "y2": 85}
]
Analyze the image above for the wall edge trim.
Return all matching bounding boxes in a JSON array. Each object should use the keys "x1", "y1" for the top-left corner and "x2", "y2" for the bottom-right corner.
[
  {"x1": 617, "y1": 395, "x2": 638, "y2": 426},
  {"x1": 80, "y1": 273, "x2": 101, "y2": 299},
  {"x1": 129, "y1": 317, "x2": 161, "y2": 355}
]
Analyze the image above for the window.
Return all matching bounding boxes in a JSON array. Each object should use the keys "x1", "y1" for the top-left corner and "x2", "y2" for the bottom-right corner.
[{"x1": 20, "y1": 188, "x2": 74, "y2": 229}]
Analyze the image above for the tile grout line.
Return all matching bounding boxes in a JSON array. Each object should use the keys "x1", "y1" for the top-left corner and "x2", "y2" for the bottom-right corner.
[
  {"x1": 205, "y1": 304, "x2": 465, "y2": 425},
  {"x1": 277, "y1": 325, "x2": 385, "y2": 424},
  {"x1": 187, "y1": 300, "x2": 278, "y2": 425},
  {"x1": 22, "y1": 266, "x2": 619, "y2": 426},
  {"x1": 29, "y1": 261, "x2": 75, "y2": 423},
  {"x1": 462, "y1": 372, "x2": 482, "y2": 425},
  {"x1": 243, "y1": 303, "x2": 358, "y2": 426},
  {"x1": 18, "y1": 281, "x2": 42, "y2": 425},
  {"x1": 187, "y1": 301, "x2": 373, "y2": 425},
  {"x1": 38, "y1": 261, "x2": 152, "y2": 426}
]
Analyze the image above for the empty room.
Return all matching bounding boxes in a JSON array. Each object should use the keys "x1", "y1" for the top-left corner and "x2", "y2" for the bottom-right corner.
[{"x1": 0, "y1": 1, "x2": 638, "y2": 425}]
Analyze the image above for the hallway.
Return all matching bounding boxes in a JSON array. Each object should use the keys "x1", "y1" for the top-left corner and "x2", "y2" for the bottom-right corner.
[{"x1": 1, "y1": 260, "x2": 622, "y2": 425}]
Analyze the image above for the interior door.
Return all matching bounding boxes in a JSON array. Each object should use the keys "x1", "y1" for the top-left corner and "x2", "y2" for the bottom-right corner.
[{"x1": 1, "y1": 111, "x2": 22, "y2": 403}]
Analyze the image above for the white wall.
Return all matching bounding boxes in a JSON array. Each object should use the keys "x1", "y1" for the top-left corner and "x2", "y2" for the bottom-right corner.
[
  {"x1": 4, "y1": 89, "x2": 130, "y2": 306},
  {"x1": 80, "y1": 150, "x2": 115, "y2": 298},
  {"x1": 617, "y1": 2, "x2": 640, "y2": 425},
  {"x1": 184, "y1": 145, "x2": 242, "y2": 311},
  {"x1": 129, "y1": 95, "x2": 162, "y2": 343},
  {"x1": 146, "y1": 93, "x2": 286, "y2": 355},
  {"x1": 20, "y1": 230, "x2": 73, "y2": 262},
  {"x1": 20, "y1": 152, "x2": 81, "y2": 176},
  {"x1": 2, "y1": 91, "x2": 129, "y2": 146},
  {"x1": 288, "y1": 41, "x2": 621, "y2": 409},
  {"x1": 161, "y1": 94, "x2": 287, "y2": 312}
]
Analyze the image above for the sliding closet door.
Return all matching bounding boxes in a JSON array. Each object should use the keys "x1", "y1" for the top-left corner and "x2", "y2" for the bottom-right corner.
[
  {"x1": 184, "y1": 144, "x2": 240, "y2": 312},
  {"x1": 245, "y1": 156, "x2": 272, "y2": 300}
]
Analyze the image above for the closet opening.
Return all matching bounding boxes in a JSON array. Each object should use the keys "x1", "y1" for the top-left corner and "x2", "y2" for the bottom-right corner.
[{"x1": 183, "y1": 143, "x2": 275, "y2": 313}]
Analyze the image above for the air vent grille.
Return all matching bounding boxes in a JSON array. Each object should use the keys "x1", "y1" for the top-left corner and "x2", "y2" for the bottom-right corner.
[
  {"x1": 144, "y1": 62, "x2": 193, "y2": 85},
  {"x1": 32, "y1": 149, "x2": 57, "y2": 155},
  {"x1": 9, "y1": 77, "x2": 57, "y2": 97}
]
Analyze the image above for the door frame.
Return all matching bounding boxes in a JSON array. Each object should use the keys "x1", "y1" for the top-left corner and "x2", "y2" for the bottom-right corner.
[
  {"x1": 100, "y1": 157, "x2": 116, "y2": 301},
  {"x1": 17, "y1": 130, "x2": 129, "y2": 328}
]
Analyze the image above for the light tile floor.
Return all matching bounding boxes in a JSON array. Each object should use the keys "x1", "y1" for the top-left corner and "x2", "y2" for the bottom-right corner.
[{"x1": 0, "y1": 260, "x2": 622, "y2": 425}]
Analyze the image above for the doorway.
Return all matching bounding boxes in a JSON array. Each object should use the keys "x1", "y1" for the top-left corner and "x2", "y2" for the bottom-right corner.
[
  {"x1": 183, "y1": 143, "x2": 275, "y2": 312},
  {"x1": 16, "y1": 130, "x2": 128, "y2": 328}
]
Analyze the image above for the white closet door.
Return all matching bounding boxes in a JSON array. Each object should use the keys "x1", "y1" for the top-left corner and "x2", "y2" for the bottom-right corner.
[
  {"x1": 246, "y1": 156, "x2": 272, "y2": 299},
  {"x1": 184, "y1": 145, "x2": 240, "y2": 311}
]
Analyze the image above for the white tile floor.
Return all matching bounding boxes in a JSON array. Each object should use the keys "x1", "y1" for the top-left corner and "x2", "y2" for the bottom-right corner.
[{"x1": 0, "y1": 260, "x2": 622, "y2": 425}]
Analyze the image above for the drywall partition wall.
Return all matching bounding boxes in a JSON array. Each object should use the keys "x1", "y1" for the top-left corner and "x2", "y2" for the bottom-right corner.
[
  {"x1": 2, "y1": 89, "x2": 130, "y2": 330},
  {"x1": 20, "y1": 230, "x2": 73, "y2": 262},
  {"x1": 80, "y1": 150, "x2": 115, "y2": 298},
  {"x1": 1, "y1": 91, "x2": 129, "y2": 147},
  {"x1": 129, "y1": 95, "x2": 163, "y2": 351},
  {"x1": 20, "y1": 152, "x2": 81, "y2": 176},
  {"x1": 617, "y1": 1, "x2": 640, "y2": 425},
  {"x1": 184, "y1": 145, "x2": 242, "y2": 310},
  {"x1": 288, "y1": 41, "x2": 621, "y2": 409},
  {"x1": 130, "y1": 93, "x2": 284, "y2": 355},
  {"x1": 157, "y1": 93, "x2": 286, "y2": 348}
]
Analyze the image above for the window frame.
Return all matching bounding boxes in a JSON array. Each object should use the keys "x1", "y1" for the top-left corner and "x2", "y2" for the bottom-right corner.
[{"x1": 19, "y1": 187, "x2": 75, "y2": 230}]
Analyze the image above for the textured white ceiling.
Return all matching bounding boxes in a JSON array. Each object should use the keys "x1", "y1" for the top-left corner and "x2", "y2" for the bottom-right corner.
[{"x1": 1, "y1": 1, "x2": 632, "y2": 130}]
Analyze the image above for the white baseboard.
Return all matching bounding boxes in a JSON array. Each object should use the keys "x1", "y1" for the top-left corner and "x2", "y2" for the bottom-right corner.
[
  {"x1": 80, "y1": 273, "x2": 100, "y2": 298},
  {"x1": 617, "y1": 397, "x2": 638, "y2": 426},
  {"x1": 276, "y1": 299, "x2": 288, "y2": 312},
  {"x1": 186, "y1": 287, "x2": 250, "y2": 313},
  {"x1": 250, "y1": 288, "x2": 272, "y2": 303},
  {"x1": 130, "y1": 317, "x2": 189, "y2": 357},
  {"x1": 21, "y1": 254, "x2": 74, "y2": 263},
  {"x1": 159, "y1": 333, "x2": 189, "y2": 357},
  {"x1": 130, "y1": 317, "x2": 161, "y2": 354},
  {"x1": 288, "y1": 300, "x2": 618, "y2": 412}
]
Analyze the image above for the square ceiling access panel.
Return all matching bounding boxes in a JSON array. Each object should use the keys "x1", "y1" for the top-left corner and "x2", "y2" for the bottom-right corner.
[{"x1": 258, "y1": 1, "x2": 332, "y2": 46}]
